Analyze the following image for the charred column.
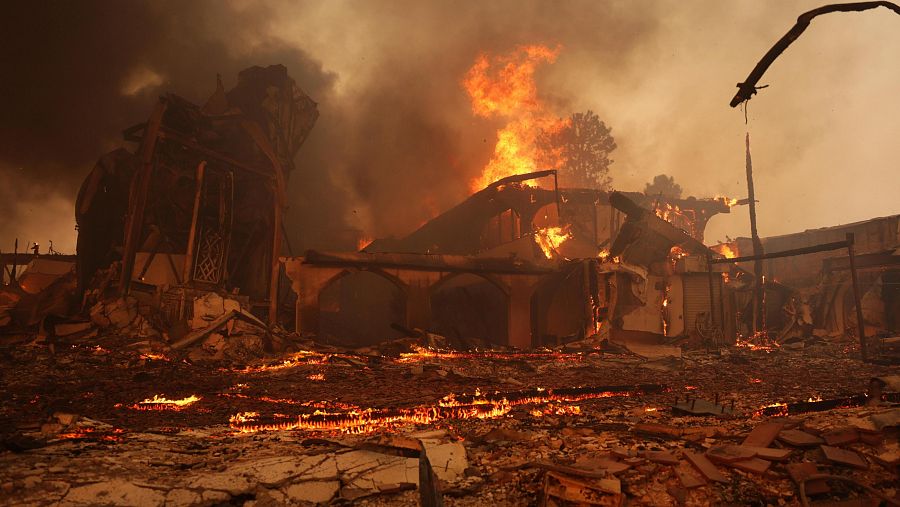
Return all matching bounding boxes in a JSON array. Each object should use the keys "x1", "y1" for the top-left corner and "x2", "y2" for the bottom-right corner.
[
  {"x1": 847, "y1": 233, "x2": 868, "y2": 360},
  {"x1": 744, "y1": 133, "x2": 764, "y2": 334}
]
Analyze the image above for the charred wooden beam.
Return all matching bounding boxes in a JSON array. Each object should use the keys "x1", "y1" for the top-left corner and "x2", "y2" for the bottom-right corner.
[
  {"x1": 710, "y1": 235, "x2": 870, "y2": 359},
  {"x1": 157, "y1": 127, "x2": 276, "y2": 181},
  {"x1": 120, "y1": 99, "x2": 167, "y2": 294},
  {"x1": 709, "y1": 240, "x2": 849, "y2": 264},
  {"x1": 730, "y1": 1, "x2": 900, "y2": 107}
]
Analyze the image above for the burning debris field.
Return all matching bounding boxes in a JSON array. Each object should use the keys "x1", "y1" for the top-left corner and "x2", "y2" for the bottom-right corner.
[{"x1": 2, "y1": 1, "x2": 900, "y2": 506}]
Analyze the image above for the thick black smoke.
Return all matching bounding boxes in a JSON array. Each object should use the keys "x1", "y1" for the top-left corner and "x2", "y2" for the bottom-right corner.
[{"x1": 0, "y1": 1, "x2": 658, "y2": 252}]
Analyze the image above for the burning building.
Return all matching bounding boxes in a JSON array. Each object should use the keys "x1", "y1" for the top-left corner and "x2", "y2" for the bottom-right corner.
[
  {"x1": 717, "y1": 214, "x2": 900, "y2": 338},
  {"x1": 2, "y1": 3, "x2": 899, "y2": 503},
  {"x1": 286, "y1": 169, "x2": 742, "y2": 349}
]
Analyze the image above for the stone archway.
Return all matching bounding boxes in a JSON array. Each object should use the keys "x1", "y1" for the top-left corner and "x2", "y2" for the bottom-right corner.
[
  {"x1": 429, "y1": 273, "x2": 509, "y2": 347},
  {"x1": 318, "y1": 269, "x2": 407, "y2": 347}
]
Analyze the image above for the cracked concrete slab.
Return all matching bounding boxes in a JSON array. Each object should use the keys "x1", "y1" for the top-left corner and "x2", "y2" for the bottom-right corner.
[{"x1": 61, "y1": 480, "x2": 166, "y2": 506}]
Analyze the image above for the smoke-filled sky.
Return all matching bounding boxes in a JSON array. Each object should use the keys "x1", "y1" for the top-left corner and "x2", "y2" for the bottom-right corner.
[{"x1": 1, "y1": 0, "x2": 898, "y2": 253}]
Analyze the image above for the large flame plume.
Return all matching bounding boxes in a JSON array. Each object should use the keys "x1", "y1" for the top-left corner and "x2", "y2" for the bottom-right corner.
[{"x1": 463, "y1": 45, "x2": 569, "y2": 191}]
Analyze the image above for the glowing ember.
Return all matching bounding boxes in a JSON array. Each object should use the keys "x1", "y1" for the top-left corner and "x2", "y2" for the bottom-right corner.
[
  {"x1": 530, "y1": 404, "x2": 582, "y2": 417},
  {"x1": 396, "y1": 345, "x2": 585, "y2": 363},
  {"x1": 735, "y1": 333, "x2": 779, "y2": 352},
  {"x1": 56, "y1": 427, "x2": 124, "y2": 442},
  {"x1": 307, "y1": 374, "x2": 325, "y2": 381},
  {"x1": 463, "y1": 45, "x2": 568, "y2": 191},
  {"x1": 238, "y1": 350, "x2": 330, "y2": 373},
  {"x1": 749, "y1": 378, "x2": 762, "y2": 384},
  {"x1": 754, "y1": 402, "x2": 788, "y2": 418},
  {"x1": 230, "y1": 385, "x2": 658, "y2": 434},
  {"x1": 140, "y1": 352, "x2": 170, "y2": 361},
  {"x1": 597, "y1": 249, "x2": 611, "y2": 261},
  {"x1": 131, "y1": 394, "x2": 201, "y2": 411},
  {"x1": 534, "y1": 226, "x2": 571, "y2": 258}
]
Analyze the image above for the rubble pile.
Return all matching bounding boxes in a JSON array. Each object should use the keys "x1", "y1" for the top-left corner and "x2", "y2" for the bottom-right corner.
[{"x1": 1, "y1": 334, "x2": 897, "y2": 506}]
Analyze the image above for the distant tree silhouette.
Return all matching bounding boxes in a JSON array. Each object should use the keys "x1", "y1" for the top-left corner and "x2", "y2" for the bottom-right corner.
[
  {"x1": 644, "y1": 174, "x2": 683, "y2": 198},
  {"x1": 540, "y1": 110, "x2": 615, "y2": 189}
]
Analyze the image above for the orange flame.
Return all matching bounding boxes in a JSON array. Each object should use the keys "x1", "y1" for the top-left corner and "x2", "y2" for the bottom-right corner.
[
  {"x1": 717, "y1": 243, "x2": 737, "y2": 259},
  {"x1": 463, "y1": 45, "x2": 568, "y2": 191},
  {"x1": 534, "y1": 226, "x2": 571, "y2": 258}
]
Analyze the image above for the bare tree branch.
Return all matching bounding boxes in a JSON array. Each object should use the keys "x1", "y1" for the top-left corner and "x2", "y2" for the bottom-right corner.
[{"x1": 729, "y1": 1, "x2": 900, "y2": 107}]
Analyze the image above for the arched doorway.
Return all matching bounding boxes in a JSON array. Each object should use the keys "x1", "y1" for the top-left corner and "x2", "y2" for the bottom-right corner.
[
  {"x1": 531, "y1": 266, "x2": 587, "y2": 347},
  {"x1": 318, "y1": 270, "x2": 406, "y2": 347},
  {"x1": 430, "y1": 273, "x2": 508, "y2": 347}
]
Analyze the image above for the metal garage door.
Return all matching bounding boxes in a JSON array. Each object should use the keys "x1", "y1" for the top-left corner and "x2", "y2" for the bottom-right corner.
[{"x1": 682, "y1": 274, "x2": 722, "y2": 335}]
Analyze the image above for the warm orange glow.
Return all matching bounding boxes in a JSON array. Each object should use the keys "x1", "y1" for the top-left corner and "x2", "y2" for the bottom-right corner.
[
  {"x1": 357, "y1": 235, "x2": 373, "y2": 251},
  {"x1": 718, "y1": 243, "x2": 736, "y2": 259},
  {"x1": 715, "y1": 195, "x2": 739, "y2": 207},
  {"x1": 531, "y1": 404, "x2": 582, "y2": 417},
  {"x1": 307, "y1": 374, "x2": 325, "y2": 381},
  {"x1": 57, "y1": 427, "x2": 124, "y2": 442},
  {"x1": 237, "y1": 351, "x2": 329, "y2": 373},
  {"x1": 736, "y1": 332, "x2": 779, "y2": 353},
  {"x1": 130, "y1": 394, "x2": 201, "y2": 411},
  {"x1": 140, "y1": 352, "x2": 170, "y2": 361},
  {"x1": 463, "y1": 45, "x2": 568, "y2": 191},
  {"x1": 397, "y1": 345, "x2": 586, "y2": 363},
  {"x1": 534, "y1": 226, "x2": 571, "y2": 258},
  {"x1": 754, "y1": 402, "x2": 788, "y2": 418}
]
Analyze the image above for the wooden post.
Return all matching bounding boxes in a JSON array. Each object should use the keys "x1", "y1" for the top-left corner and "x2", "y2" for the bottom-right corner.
[
  {"x1": 583, "y1": 260, "x2": 593, "y2": 337},
  {"x1": 846, "y1": 233, "x2": 868, "y2": 361},
  {"x1": 719, "y1": 272, "x2": 727, "y2": 342},
  {"x1": 183, "y1": 161, "x2": 206, "y2": 285},
  {"x1": 744, "y1": 133, "x2": 764, "y2": 334},
  {"x1": 238, "y1": 120, "x2": 287, "y2": 329},
  {"x1": 269, "y1": 184, "x2": 283, "y2": 327},
  {"x1": 11, "y1": 238, "x2": 18, "y2": 283},
  {"x1": 706, "y1": 252, "x2": 718, "y2": 346},
  {"x1": 120, "y1": 100, "x2": 167, "y2": 294},
  {"x1": 553, "y1": 170, "x2": 561, "y2": 219}
]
